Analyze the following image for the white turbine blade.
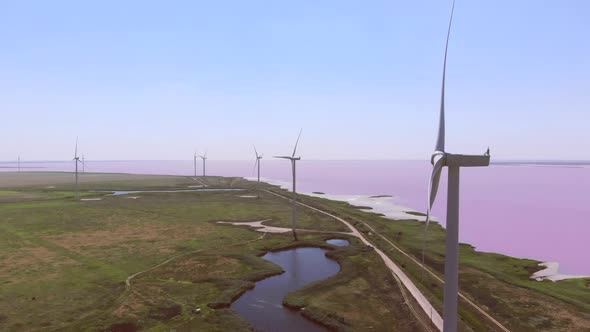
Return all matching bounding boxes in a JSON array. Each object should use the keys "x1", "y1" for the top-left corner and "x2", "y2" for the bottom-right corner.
[
  {"x1": 435, "y1": 0, "x2": 455, "y2": 153},
  {"x1": 253, "y1": 145, "x2": 259, "y2": 158},
  {"x1": 422, "y1": 154, "x2": 446, "y2": 264},
  {"x1": 74, "y1": 136, "x2": 78, "y2": 158},
  {"x1": 292, "y1": 129, "x2": 302, "y2": 157},
  {"x1": 273, "y1": 156, "x2": 292, "y2": 160},
  {"x1": 252, "y1": 158, "x2": 258, "y2": 173}
]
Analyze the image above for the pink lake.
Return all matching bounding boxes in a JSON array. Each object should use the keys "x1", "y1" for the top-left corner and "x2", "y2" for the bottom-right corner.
[{"x1": 2, "y1": 159, "x2": 589, "y2": 275}]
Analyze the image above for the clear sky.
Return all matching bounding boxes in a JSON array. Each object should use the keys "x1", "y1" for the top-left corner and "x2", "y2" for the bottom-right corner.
[{"x1": 1, "y1": 1, "x2": 588, "y2": 161}]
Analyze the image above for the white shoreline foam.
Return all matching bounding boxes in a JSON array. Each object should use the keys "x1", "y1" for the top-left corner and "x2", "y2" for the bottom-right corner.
[
  {"x1": 245, "y1": 176, "x2": 429, "y2": 222},
  {"x1": 530, "y1": 262, "x2": 589, "y2": 282}
]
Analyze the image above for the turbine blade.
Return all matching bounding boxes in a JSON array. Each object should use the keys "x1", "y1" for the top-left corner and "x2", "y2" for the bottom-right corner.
[
  {"x1": 253, "y1": 145, "x2": 258, "y2": 158},
  {"x1": 253, "y1": 158, "x2": 258, "y2": 173},
  {"x1": 292, "y1": 129, "x2": 302, "y2": 157},
  {"x1": 435, "y1": 0, "x2": 455, "y2": 153},
  {"x1": 273, "y1": 156, "x2": 292, "y2": 160},
  {"x1": 74, "y1": 136, "x2": 78, "y2": 158},
  {"x1": 422, "y1": 154, "x2": 446, "y2": 264}
]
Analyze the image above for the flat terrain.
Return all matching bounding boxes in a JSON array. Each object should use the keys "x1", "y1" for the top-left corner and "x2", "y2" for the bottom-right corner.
[
  {"x1": 0, "y1": 172, "x2": 589, "y2": 331},
  {"x1": 0, "y1": 173, "x2": 416, "y2": 331}
]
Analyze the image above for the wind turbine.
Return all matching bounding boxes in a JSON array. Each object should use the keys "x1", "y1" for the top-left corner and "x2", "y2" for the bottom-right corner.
[
  {"x1": 198, "y1": 152, "x2": 207, "y2": 177},
  {"x1": 17, "y1": 155, "x2": 21, "y2": 172},
  {"x1": 273, "y1": 130, "x2": 302, "y2": 241},
  {"x1": 193, "y1": 151, "x2": 198, "y2": 177},
  {"x1": 423, "y1": 1, "x2": 490, "y2": 331},
  {"x1": 73, "y1": 137, "x2": 85, "y2": 198},
  {"x1": 253, "y1": 145, "x2": 263, "y2": 197},
  {"x1": 82, "y1": 154, "x2": 85, "y2": 173}
]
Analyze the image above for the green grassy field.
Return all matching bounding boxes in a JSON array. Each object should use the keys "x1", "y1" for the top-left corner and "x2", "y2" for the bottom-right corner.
[
  {"x1": 0, "y1": 173, "x2": 416, "y2": 331},
  {"x1": 1, "y1": 172, "x2": 589, "y2": 332}
]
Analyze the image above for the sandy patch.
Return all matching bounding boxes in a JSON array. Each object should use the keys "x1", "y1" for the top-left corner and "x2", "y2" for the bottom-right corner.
[
  {"x1": 80, "y1": 198, "x2": 102, "y2": 201},
  {"x1": 126, "y1": 196, "x2": 141, "y2": 199},
  {"x1": 531, "y1": 262, "x2": 589, "y2": 281},
  {"x1": 238, "y1": 195, "x2": 257, "y2": 198},
  {"x1": 217, "y1": 219, "x2": 291, "y2": 233}
]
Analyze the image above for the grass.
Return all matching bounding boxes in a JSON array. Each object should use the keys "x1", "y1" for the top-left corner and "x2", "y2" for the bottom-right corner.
[
  {"x1": 0, "y1": 174, "x2": 414, "y2": 331},
  {"x1": 1, "y1": 172, "x2": 589, "y2": 331}
]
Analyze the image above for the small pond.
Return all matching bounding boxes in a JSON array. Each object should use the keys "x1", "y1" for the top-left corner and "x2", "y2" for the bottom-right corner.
[
  {"x1": 326, "y1": 239, "x2": 350, "y2": 247},
  {"x1": 232, "y1": 244, "x2": 348, "y2": 332}
]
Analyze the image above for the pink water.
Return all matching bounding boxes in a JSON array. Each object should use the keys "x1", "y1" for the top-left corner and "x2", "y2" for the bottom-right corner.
[{"x1": 2, "y1": 160, "x2": 589, "y2": 275}]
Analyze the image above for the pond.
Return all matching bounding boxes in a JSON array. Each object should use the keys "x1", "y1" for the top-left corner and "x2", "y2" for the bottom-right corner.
[
  {"x1": 232, "y1": 243, "x2": 348, "y2": 332},
  {"x1": 326, "y1": 239, "x2": 350, "y2": 247}
]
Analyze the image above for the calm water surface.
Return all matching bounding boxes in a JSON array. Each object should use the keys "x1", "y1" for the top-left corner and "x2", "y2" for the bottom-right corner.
[
  {"x1": 326, "y1": 239, "x2": 350, "y2": 247},
  {"x1": 3, "y1": 159, "x2": 589, "y2": 274},
  {"x1": 232, "y1": 247, "x2": 341, "y2": 332}
]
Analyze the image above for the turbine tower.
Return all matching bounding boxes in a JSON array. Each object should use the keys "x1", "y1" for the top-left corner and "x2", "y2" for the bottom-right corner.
[
  {"x1": 424, "y1": 1, "x2": 490, "y2": 331},
  {"x1": 18, "y1": 155, "x2": 21, "y2": 172},
  {"x1": 82, "y1": 154, "x2": 85, "y2": 173},
  {"x1": 198, "y1": 152, "x2": 207, "y2": 177},
  {"x1": 253, "y1": 145, "x2": 263, "y2": 197},
  {"x1": 73, "y1": 137, "x2": 85, "y2": 198},
  {"x1": 273, "y1": 130, "x2": 302, "y2": 241},
  {"x1": 193, "y1": 151, "x2": 198, "y2": 177}
]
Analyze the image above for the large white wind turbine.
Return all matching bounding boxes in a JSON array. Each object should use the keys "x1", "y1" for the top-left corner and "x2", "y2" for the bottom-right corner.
[
  {"x1": 424, "y1": 1, "x2": 490, "y2": 331},
  {"x1": 253, "y1": 145, "x2": 263, "y2": 197},
  {"x1": 273, "y1": 130, "x2": 302, "y2": 241},
  {"x1": 193, "y1": 151, "x2": 198, "y2": 177},
  {"x1": 198, "y1": 152, "x2": 207, "y2": 177}
]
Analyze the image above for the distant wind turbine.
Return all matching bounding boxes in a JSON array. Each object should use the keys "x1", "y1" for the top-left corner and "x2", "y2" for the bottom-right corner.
[
  {"x1": 73, "y1": 137, "x2": 86, "y2": 198},
  {"x1": 82, "y1": 154, "x2": 85, "y2": 173},
  {"x1": 253, "y1": 145, "x2": 263, "y2": 197},
  {"x1": 18, "y1": 155, "x2": 21, "y2": 172},
  {"x1": 274, "y1": 130, "x2": 302, "y2": 241},
  {"x1": 198, "y1": 152, "x2": 207, "y2": 177},
  {"x1": 423, "y1": 1, "x2": 490, "y2": 331}
]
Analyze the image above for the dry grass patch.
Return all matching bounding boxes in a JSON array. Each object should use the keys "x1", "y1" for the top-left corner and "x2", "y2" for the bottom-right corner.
[{"x1": 43, "y1": 223, "x2": 214, "y2": 253}]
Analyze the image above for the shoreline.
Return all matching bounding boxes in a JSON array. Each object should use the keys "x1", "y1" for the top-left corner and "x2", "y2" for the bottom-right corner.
[
  {"x1": 245, "y1": 176, "x2": 589, "y2": 282},
  {"x1": 531, "y1": 262, "x2": 589, "y2": 282}
]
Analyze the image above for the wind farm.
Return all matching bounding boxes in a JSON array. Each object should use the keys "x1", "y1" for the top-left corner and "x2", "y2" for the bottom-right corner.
[{"x1": 1, "y1": 1, "x2": 589, "y2": 332}]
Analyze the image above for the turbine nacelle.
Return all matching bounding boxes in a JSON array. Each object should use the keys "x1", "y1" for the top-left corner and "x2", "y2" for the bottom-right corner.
[
  {"x1": 431, "y1": 151, "x2": 490, "y2": 167},
  {"x1": 273, "y1": 156, "x2": 301, "y2": 161}
]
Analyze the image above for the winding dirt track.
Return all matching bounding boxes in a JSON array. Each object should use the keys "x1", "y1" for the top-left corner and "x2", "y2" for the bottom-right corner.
[{"x1": 264, "y1": 189, "x2": 511, "y2": 332}]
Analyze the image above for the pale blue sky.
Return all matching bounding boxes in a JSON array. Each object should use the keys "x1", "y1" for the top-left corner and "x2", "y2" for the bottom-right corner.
[{"x1": 1, "y1": 1, "x2": 588, "y2": 161}]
